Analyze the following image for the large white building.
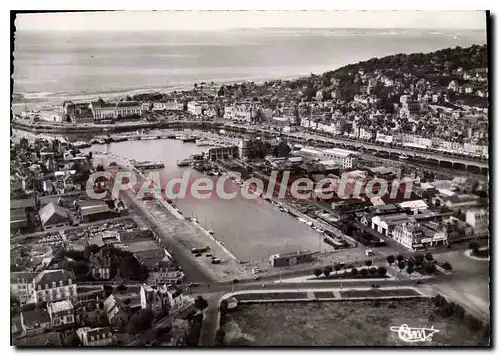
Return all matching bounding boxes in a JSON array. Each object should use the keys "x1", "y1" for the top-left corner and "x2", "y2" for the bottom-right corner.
[
  {"x1": 90, "y1": 100, "x2": 142, "y2": 120},
  {"x1": 32, "y1": 270, "x2": 77, "y2": 303},
  {"x1": 77, "y1": 327, "x2": 114, "y2": 346},
  {"x1": 187, "y1": 101, "x2": 208, "y2": 116},
  {"x1": 224, "y1": 103, "x2": 256, "y2": 122},
  {"x1": 466, "y1": 208, "x2": 489, "y2": 236},
  {"x1": 152, "y1": 100, "x2": 183, "y2": 112},
  {"x1": 297, "y1": 147, "x2": 360, "y2": 170},
  {"x1": 321, "y1": 148, "x2": 361, "y2": 170},
  {"x1": 11, "y1": 272, "x2": 37, "y2": 304},
  {"x1": 47, "y1": 300, "x2": 75, "y2": 327}
]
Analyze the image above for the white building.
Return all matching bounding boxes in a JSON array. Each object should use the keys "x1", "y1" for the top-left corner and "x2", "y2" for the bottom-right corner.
[
  {"x1": 392, "y1": 219, "x2": 426, "y2": 250},
  {"x1": 321, "y1": 148, "x2": 360, "y2": 170},
  {"x1": 371, "y1": 213, "x2": 409, "y2": 237},
  {"x1": 225, "y1": 103, "x2": 255, "y2": 122},
  {"x1": 187, "y1": 101, "x2": 207, "y2": 116},
  {"x1": 397, "y1": 200, "x2": 429, "y2": 215},
  {"x1": 466, "y1": 208, "x2": 489, "y2": 236},
  {"x1": 11, "y1": 272, "x2": 37, "y2": 304},
  {"x1": 47, "y1": 300, "x2": 74, "y2": 327},
  {"x1": 376, "y1": 132, "x2": 393, "y2": 144},
  {"x1": 153, "y1": 100, "x2": 183, "y2": 112},
  {"x1": 77, "y1": 327, "x2": 113, "y2": 346},
  {"x1": 90, "y1": 101, "x2": 141, "y2": 120},
  {"x1": 32, "y1": 270, "x2": 77, "y2": 303}
]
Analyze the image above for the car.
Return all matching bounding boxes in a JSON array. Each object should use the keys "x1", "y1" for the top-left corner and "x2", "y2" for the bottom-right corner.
[
  {"x1": 371, "y1": 284, "x2": 381, "y2": 289},
  {"x1": 195, "y1": 253, "x2": 202, "y2": 257},
  {"x1": 415, "y1": 281, "x2": 424, "y2": 285},
  {"x1": 189, "y1": 282, "x2": 200, "y2": 287},
  {"x1": 254, "y1": 276, "x2": 261, "y2": 280},
  {"x1": 232, "y1": 279, "x2": 239, "y2": 284},
  {"x1": 206, "y1": 253, "x2": 213, "y2": 257}
]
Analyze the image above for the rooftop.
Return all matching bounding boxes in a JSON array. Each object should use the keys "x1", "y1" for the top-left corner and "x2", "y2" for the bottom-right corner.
[
  {"x1": 48, "y1": 299, "x2": 74, "y2": 314},
  {"x1": 126, "y1": 240, "x2": 163, "y2": 254},
  {"x1": 322, "y1": 148, "x2": 360, "y2": 157},
  {"x1": 21, "y1": 308, "x2": 51, "y2": 325},
  {"x1": 39, "y1": 202, "x2": 71, "y2": 226},
  {"x1": 34, "y1": 269, "x2": 75, "y2": 287}
]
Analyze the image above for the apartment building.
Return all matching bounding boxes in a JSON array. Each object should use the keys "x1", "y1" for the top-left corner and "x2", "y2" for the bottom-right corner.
[{"x1": 32, "y1": 270, "x2": 77, "y2": 303}]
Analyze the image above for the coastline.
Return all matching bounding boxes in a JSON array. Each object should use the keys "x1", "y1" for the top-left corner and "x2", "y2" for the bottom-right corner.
[{"x1": 12, "y1": 72, "x2": 311, "y2": 110}]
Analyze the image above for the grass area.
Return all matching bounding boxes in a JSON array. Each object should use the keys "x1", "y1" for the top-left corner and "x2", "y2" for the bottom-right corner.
[
  {"x1": 222, "y1": 299, "x2": 489, "y2": 346},
  {"x1": 314, "y1": 291, "x2": 334, "y2": 299},
  {"x1": 340, "y1": 288, "x2": 421, "y2": 298},
  {"x1": 234, "y1": 292, "x2": 308, "y2": 301},
  {"x1": 313, "y1": 274, "x2": 388, "y2": 280},
  {"x1": 472, "y1": 248, "x2": 489, "y2": 258}
]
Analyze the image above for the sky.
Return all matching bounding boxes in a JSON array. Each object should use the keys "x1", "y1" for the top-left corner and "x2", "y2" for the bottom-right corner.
[{"x1": 15, "y1": 10, "x2": 487, "y2": 32}]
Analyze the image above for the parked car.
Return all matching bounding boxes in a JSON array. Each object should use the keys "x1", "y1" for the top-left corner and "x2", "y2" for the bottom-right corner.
[
  {"x1": 371, "y1": 284, "x2": 381, "y2": 289},
  {"x1": 232, "y1": 279, "x2": 239, "y2": 284}
]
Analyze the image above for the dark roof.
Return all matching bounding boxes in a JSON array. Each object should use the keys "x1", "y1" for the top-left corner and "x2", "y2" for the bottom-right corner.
[
  {"x1": 116, "y1": 101, "x2": 139, "y2": 108},
  {"x1": 11, "y1": 272, "x2": 37, "y2": 284},
  {"x1": 14, "y1": 331, "x2": 62, "y2": 347},
  {"x1": 21, "y1": 309, "x2": 51, "y2": 326},
  {"x1": 39, "y1": 202, "x2": 71, "y2": 226},
  {"x1": 11, "y1": 198, "x2": 36, "y2": 210},
  {"x1": 119, "y1": 229, "x2": 155, "y2": 243},
  {"x1": 34, "y1": 269, "x2": 75, "y2": 288}
]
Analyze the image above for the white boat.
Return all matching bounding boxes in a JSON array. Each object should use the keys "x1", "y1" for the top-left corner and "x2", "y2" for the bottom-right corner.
[
  {"x1": 399, "y1": 153, "x2": 409, "y2": 160},
  {"x1": 306, "y1": 221, "x2": 313, "y2": 226},
  {"x1": 298, "y1": 217, "x2": 307, "y2": 224}
]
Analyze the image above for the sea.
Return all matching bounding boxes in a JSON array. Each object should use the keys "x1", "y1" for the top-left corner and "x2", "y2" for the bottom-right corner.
[{"x1": 12, "y1": 28, "x2": 487, "y2": 109}]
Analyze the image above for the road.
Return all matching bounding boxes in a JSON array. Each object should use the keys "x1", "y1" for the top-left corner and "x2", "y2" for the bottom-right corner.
[
  {"x1": 221, "y1": 121, "x2": 488, "y2": 168},
  {"x1": 13, "y1": 117, "x2": 487, "y2": 169},
  {"x1": 94, "y1": 154, "x2": 215, "y2": 284},
  {"x1": 126, "y1": 303, "x2": 196, "y2": 346}
]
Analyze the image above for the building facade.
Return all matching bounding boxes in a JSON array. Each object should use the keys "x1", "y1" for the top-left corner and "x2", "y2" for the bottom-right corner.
[{"x1": 33, "y1": 270, "x2": 77, "y2": 303}]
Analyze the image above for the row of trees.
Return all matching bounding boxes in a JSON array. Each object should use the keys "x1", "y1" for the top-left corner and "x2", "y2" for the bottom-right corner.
[{"x1": 313, "y1": 265, "x2": 387, "y2": 278}]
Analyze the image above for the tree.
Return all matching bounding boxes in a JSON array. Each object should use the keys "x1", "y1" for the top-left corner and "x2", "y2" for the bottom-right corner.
[
  {"x1": 441, "y1": 262, "x2": 453, "y2": 271},
  {"x1": 127, "y1": 308, "x2": 154, "y2": 335},
  {"x1": 407, "y1": 259, "x2": 415, "y2": 269},
  {"x1": 386, "y1": 255, "x2": 395, "y2": 266},
  {"x1": 377, "y1": 266, "x2": 387, "y2": 277},
  {"x1": 369, "y1": 267, "x2": 377, "y2": 275},
  {"x1": 360, "y1": 268, "x2": 368, "y2": 276},
  {"x1": 365, "y1": 260, "x2": 373, "y2": 267},
  {"x1": 313, "y1": 268, "x2": 322, "y2": 277},
  {"x1": 424, "y1": 262, "x2": 436, "y2": 274},
  {"x1": 425, "y1": 253, "x2": 434, "y2": 261},
  {"x1": 84, "y1": 244, "x2": 101, "y2": 260},
  {"x1": 219, "y1": 299, "x2": 228, "y2": 315},
  {"x1": 398, "y1": 261, "x2": 406, "y2": 271},
  {"x1": 414, "y1": 255, "x2": 424, "y2": 266},
  {"x1": 215, "y1": 328, "x2": 226, "y2": 345},
  {"x1": 325, "y1": 266, "x2": 333, "y2": 273},
  {"x1": 350, "y1": 268, "x2": 358, "y2": 276},
  {"x1": 195, "y1": 296, "x2": 208, "y2": 311},
  {"x1": 323, "y1": 268, "x2": 331, "y2": 277},
  {"x1": 468, "y1": 242, "x2": 479, "y2": 251},
  {"x1": 334, "y1": 264, "x2": 341, "y2": 274},
  {"x1": 396, "y1": 254, "x2": 405, "y2": 263},
  {"x1": 406, "y1": 265, "x2": 414, "y2": 275}
]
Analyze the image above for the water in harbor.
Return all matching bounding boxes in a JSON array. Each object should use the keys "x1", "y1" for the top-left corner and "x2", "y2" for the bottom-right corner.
[{"x1": 96, "y1": 139, "x2": 324, "y2": 262}]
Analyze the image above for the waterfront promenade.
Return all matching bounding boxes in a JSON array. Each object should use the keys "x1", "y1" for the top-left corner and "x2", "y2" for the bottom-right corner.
[{"x1": 12, "y1": 117, "x2": 488, "y2": 171}]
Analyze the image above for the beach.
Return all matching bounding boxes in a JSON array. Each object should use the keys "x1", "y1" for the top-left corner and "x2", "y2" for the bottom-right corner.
[{"x1": 13, "y1": 28, "x2": 486, "y2": 110}]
